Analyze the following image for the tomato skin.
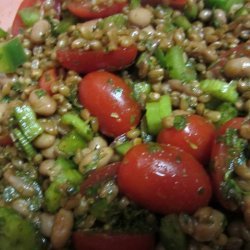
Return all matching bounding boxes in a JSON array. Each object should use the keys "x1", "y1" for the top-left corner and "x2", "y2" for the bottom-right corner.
[
  {"x1": 79, "y1": 71, "x2": 141, "y2": 137},
  {"x1": 12, "y1": 0, "x2": 39, "y2": 35},
  {"x1": 157, "y1": 115, "x2": 216, "y2": 165},
  {"x1": 67, "y1": 1, "x2": 127, "y2": 19},
  {"x1": 80, "y1": 162, "x2": 120, "y2": 194},
  {"x1": 118, "y1": 143, "x2": 212, "y2": 214},
  {"x1": 73, "y1": 231, "x2": 155, "y2": 250},
  {"x1": 0, "y1": 133, "x2": 13, "y2": 146},
  {"x1": 39, "y1": 68, "x2": 57, "y2": 95},
  {"x1": 211, "y1": 117, "x2": 245, "y2": 210},
  {"x1": 56, "y1": 45, "x2": 138, "y2": 74}
]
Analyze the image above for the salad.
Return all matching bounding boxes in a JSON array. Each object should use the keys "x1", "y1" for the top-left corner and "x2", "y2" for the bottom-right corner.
[{"x1": 0, "y1": 0, "x2": 250, "y2": 249}]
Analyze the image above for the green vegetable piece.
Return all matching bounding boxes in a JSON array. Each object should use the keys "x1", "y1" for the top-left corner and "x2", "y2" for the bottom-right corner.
[
  {"x1": 61, "y1": 113, "x2": 93, "y2": 141},
  {"x1": 97, "y1": 14, "x2": 127, "y2": 29},
  {"x1": 160, "y1": 214, "x2": 187, "y2": 250},
  {"x1": 0, "y1": 38, "x2": 27, "y2": 73},
  {"x1": 234, "y1": 6, "x2": 250, "y2": 17},
  {"x1": 200, "y1": 79, "x2": 238, "y2": 103},
  {"x1": 154, "y1": 47, "x2": 167, "y2": 68},
  {"x1": 146, "y1": 95, "x2": 172, "y2": 135},
  {"x1": 0, "y1": 28, "x2": 7, "y2": 38},
  {"x1": 12, "y1": 128, "x2": 36, "y2": 159},
  {"x1": 44, "y1": 182, "x2": 63, "y2": 213},
  {"x1": 130, "y1": 0, "x2": 141, "y2": 9},
  {"x1": 173, "y1": 15, "x2": 191, "y2": 30},
  {"x1": 165, "y1": 45, "x2": 196, "y2": 82},
  {"x1": 115, "y1": 141, "x2": 133, "y2": 155},
  {"x1": 205, "y1": 0, "x2": 244, "y2": 12},
  {"x1": 184, "y1": 3, "x2": 198, "y2": 20},
  {"x1": 45, "y1": 157, "x2": 83, "y2": 212},
  {"x1": 19, "y1": 7, "x2": 40, "y2": 27},
  {"x1": 132, "y1": 81, "x2": 151, "y2": 103},
  {"x1": 14, "y1": 105, "x2": 43, "y2": 141},
  {"x1": 58, "y1": 130, "x2": 87, "y2": 156},
  {"x1": 216, "y1": 102, "x2": 238, "y2": 126},
  {"x1": 0, "y1": 207, "x2": 42, "y2": 250}
]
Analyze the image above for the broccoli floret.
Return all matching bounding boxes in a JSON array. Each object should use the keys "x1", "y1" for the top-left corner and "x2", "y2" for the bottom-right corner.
[{"x1": 0, "y1": 207, "x2": 42, "y2": 250}]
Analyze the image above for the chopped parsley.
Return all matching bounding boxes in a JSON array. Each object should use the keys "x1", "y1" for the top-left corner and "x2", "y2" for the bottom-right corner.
[{"x1": 173, "y1": 115, "x2": 187, "y2": 130}]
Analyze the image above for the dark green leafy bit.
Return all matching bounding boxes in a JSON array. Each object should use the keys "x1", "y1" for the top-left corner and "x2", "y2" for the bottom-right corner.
[
  {"x1": 173, "y1": 115, "x2": 187, "y2": 130},
  {"x1": 215, "y1": 103, "x2": 238, "y2": 127},
  {"x1": 0, "y1": 207, "x2": 43, "y2": 250},
  {"x1": 160, "y1": 214, "x2": 187, "y2": 250},
  {"x1": 0, "y1": 28, "x2": 8, "y2": 38}
]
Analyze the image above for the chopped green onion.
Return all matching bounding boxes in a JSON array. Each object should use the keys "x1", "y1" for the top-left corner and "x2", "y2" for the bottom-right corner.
[
  {"x1": 12, "y1": 129, "x2": 36, "y2": 159},
  {"x1": 19, "y1": 7, "x2": 40, "y2": 27},
  {"x1": 0, "y1": 38, "x2": 27, "y2": 73},
  {"x1": 146, "y1": 95, "x2": 172, "y2": 135},
  {"x1": 130, "y1": 0, "x2": 141, "y2": 9},
  {"x1": 58, "y1": 130, "x2": 87, "y2": 156},
  {"x1": 160, "y1": 214, "x2": 187, "y2": 250},
  {"x1": 61, "y1": 113, "x2": 93, "y2": 141},
  {"x1": 204, "y1": 0, "x2": 244, "y2": 12},
  {"x1": 45, "y1": 157, "x2": 83, "y2": 212},
  {"x1": 115, "y1": 141, "x2": 133, "y2": 155},
  {"x1": 165, "y1": 46, "x2": 197, "y2": 82},
  {"x1": 173, "y1": 15, "x2": 191, "y2": 31},
  {"x1": 97, "y1": 14, "x2": 127, "y2": 29},
  {"x1": 200, "y1": 79, "x2": 238, "y2": 103},
  {"x1": 14, "y1": 105, "x2": 43, "y2": 142},
  {"x1": 132, "y1": 81, "x2": 151, "y2": 104}
]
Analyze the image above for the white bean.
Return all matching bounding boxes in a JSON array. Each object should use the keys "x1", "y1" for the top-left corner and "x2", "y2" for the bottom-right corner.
[
  {"x1": 224, "y1": 57, "x2": 250, "y2": 79},
  {"x1": 29, "y1": 89, "x2": 57, "y2": 116},
  {"x1": 4, "y1": 169, "x2": 34, "y2": 197},
  {"x1": 33, "y1": 133, "x2": 56, "y2": 149},
  {"x1": 51, "y1": 209, "x2": 73, "y2": 249},
  {"x1": 40, "y1": 213, "x2": 55, "y2": 238},
  {"x1": 128, "y1": 7, "x2": 153, "y2": 28},
  {"x1": 30, "y1": 19, "x2": 51, "y2": 44},
  {"x1": 88, "y1": 136, "x2": 108, "y2": 150},
  {"x1": 39, "y1": 159, "x2": 55, "y2": 177}
]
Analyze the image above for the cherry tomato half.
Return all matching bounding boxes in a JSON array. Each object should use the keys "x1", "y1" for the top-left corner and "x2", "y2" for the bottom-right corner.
[
  {"x1": 12, "y1": 0, "x2": 39, "y2": 35},
  {"x1": 67, "y1": 1, "x2": 127, "y2": 19},
  {"x1": 39, "y1": 68, "x2": 57, "y2": 95},
  {"x1": 210, "y1": 117, "x2": 245, "y2": 211},
  {"x1": 78, "y1": 71, "x2": 141, "y2": 137},
  {"x1": 118, "y1": 143, "x2": 212, "y2": 214},
  {"x1": 157, "y1": 114, "x2": 216, "y2": 164},
  {"x1": 56, "y1": 45, "x2": 138, "y2": 74},
  {"x1": 73, "y1": 231, "x2": 155, "y2": 250},
  {"x1": 80, "y1": 162, "x2": 120, "y2": 194}
]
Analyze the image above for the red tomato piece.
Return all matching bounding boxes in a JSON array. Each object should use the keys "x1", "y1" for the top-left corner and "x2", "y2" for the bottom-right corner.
[
  {"x1": 210, "y1": 117, "x2": 245, "y2": 211},
  {"x1": 0, "y1": 133, "x2": 13, "y2": 146},
  {"x1": 118, "y1": 143, "x2": 212, "y2": 214},
  {"x1": 12, "y1": 0, "x2": 39, "y2": 35},
  {"x1": 80, "y1": 162, "x2": 120, "y2": 194},
  {"x1": 157, "y1": 114, "x2": 216, "y2": 165},
  {"x1": 39, "y1": 68, "x2": 57, "y2": 95},
  {"x1": 78, "y1": 71, "x2": 141, "y2": 137},
  {"x1": 67, "y1": 1, "x2": 127, "y2": 19},
  {"x1": 56, "y1": 45, "x2": 138, "y2": 74},
  {"x1": 73, "y1": 231, "x2": 155, "y2": 250}
]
